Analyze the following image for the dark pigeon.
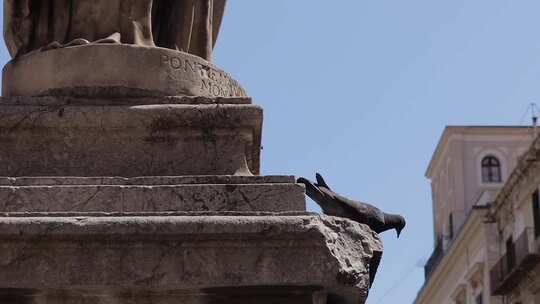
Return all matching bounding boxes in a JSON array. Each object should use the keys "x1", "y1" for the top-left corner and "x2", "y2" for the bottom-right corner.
[{"x1": 297, "y1": 173, "x2": 406, "y2": 238}]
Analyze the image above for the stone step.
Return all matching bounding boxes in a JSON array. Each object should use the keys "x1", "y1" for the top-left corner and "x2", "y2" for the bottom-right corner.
[
  {"x1": 0, "y1": 177, "x2": 305, "y2": 213},
  {"x1": 0, "y1": 213, "x2": 381, "y2": 304}
]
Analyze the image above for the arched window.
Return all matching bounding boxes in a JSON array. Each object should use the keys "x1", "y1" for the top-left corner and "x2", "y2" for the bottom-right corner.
[{"x1": 481, "y1": 156, "x2": 502, "y2": 183}]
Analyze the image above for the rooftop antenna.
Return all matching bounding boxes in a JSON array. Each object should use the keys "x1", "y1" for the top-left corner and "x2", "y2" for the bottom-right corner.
[{"x1": 532, "y1": 103, "x2": 539, "y2": 137}]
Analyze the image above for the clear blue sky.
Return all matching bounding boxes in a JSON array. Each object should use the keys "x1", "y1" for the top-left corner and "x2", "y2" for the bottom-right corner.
[{"x1": 2, "y1": 1, "x2": 540, "y2": 303}]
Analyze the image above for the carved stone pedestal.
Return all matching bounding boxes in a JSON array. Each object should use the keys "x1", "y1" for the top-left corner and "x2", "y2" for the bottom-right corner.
[
  {"x1": 0, "y1": 2, "x2": 384, "y2": 302},
  {"x1": 0, "y1": 96, "x2": 381, "y2": 304}
]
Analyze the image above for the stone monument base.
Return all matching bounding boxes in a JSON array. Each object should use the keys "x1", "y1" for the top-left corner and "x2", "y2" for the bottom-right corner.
[
  {"x1": 0, "y1": 94, "x2": 382, "y2": 304},
  {"x1": 0, "y1": 96, "x2": 261, "y2": 176}
]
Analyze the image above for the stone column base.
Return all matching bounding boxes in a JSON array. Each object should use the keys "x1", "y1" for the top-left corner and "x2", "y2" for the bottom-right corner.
[{"x1": 0, "y1": 94, "x2": 383, "y2": 304}]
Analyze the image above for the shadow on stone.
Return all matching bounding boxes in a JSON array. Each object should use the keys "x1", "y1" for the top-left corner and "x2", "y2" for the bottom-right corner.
[
  {"x1": 0, "y1": 289, "x2": 36, "y2": 304},
  {"x1": 202, "y1": 286, "x2": 322, "y2": 304}
]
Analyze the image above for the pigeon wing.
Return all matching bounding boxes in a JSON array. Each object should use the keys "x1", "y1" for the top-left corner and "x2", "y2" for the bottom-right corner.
[
  {"x1": 315, "y1": 183, "x2": 334, "y2": 197},
  {"x1": 332, "y1": 193, "x2": 386, "y2": 230}
]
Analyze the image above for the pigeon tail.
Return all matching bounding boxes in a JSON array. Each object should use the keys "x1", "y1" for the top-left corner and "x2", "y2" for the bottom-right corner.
[{"x1": 315, "y1": 173, "x2": 332, "y2": 190}]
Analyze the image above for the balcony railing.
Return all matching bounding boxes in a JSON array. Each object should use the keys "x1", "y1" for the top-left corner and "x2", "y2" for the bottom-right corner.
[
  {"x1": 490, "y1": 228, "x2": 540, "y2": 295},
  {"x1": 424, "y1": 238, "x2": 443, "y2": 279}
]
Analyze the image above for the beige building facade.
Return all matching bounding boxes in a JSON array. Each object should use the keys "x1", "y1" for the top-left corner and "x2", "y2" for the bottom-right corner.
[
  {"x1": 488, "y1": 134, "x2": 540, "y2": 304},
  {"x1": 416, "y1": 126, "x2": 538, "y2": 304}
]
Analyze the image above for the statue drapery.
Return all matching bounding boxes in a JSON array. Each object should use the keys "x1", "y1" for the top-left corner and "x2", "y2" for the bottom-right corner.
[{"x1": 4, "y1": 0, "x2": 227, "y2": 61}]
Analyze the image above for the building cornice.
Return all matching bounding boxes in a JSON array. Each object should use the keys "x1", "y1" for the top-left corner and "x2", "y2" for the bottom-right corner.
[{"x1": 425, "y1": 126, "x2": 533, "y2": 179}]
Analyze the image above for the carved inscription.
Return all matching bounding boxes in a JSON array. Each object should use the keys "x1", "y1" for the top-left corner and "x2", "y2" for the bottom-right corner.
[{"x1": 161, "y1": 55, "x2": 246, "y2": 97}]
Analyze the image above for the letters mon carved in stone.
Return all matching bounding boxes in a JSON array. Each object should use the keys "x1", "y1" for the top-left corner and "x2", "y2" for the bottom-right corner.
[{"x1": 4, "y1": 0, "x2": 226, "y2": 61}]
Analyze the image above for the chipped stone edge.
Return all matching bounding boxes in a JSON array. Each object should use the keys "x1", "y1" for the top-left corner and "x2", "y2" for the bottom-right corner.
[{"x1": 0, "y1": 213, "x2": 382, "y2": 304}]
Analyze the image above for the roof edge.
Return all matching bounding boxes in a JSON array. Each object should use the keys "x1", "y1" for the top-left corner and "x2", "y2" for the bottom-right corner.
[{"x1": 425, "y1": 125, "x2": 533, "y2": 179}]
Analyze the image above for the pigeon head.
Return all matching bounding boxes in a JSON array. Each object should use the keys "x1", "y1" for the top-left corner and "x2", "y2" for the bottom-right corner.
[
  {"x1": 395, "y1": 215, "x2": 406, "y2": 238},
  {"x1": 385, "y1": 213, "x2": 406, "y2": 238}
]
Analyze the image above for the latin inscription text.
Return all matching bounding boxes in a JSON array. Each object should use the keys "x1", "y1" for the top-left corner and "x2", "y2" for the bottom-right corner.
[{"x1": 161, "y1": 55, "x2": 246, "y2": 97}]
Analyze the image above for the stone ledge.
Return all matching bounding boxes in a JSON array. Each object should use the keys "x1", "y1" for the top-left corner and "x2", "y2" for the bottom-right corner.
[
  {"x1": 0, "y1": 213, "x2": 382, "y2": 304},
  {"x1": 0, "y1": 182, "x2": 305, "y2": 213},
  {"x1": 0, "y1": 175, "x2": 295, "y2": 186},
  {"x1": 0, "y1": 176, "x2": 305, "y2": 213}
]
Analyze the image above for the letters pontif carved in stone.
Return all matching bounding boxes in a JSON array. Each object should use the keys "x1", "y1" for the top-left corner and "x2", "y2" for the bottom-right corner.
[{"x1": 4, "y1": 0, "x2": 226, "y2": 61}]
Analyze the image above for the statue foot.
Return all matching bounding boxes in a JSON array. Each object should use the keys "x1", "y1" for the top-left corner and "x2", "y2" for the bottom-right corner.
[
  {"x1": 38, "y1": 39, "x2": 90, "y2": 54},
  {"x1": 41, "y1": 41, "x2": 63, "y2": 52},
  {"x1": 95, "y1": 33, "x2": 122, "y2": 44},
  {"x1": 33, "y1": 35, "x2": 120, "y2": 56},
  {"x1": 64, "y1": 38, "x2": 91, "y2": 47}
]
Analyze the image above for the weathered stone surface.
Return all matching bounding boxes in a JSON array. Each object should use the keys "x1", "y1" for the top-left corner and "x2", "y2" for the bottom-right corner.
[
  {"x1": 0, "y1": 213, "x2": 382, "y2": 304},
  {"x1": 0, "y1": 175, "x2": 295, "y2": 186},
  {"x1": 0, "y1": 176, "x2": 305, "y2": 213},
  {"x1": 0, "y1": 2, "x2": 382, "y2": 304},
  {"x1": 1, "y1": 95, "x2": 252, "y2": 106},
  {"x1": 0, "y1": 99, "x2": 261, "y2": 176},
  {"x1": 3, "y1": 45, "x2": 246, "y2": 98},
  {"x1": 0, "y1": 288, "x2": 322, "y2": 304}
]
